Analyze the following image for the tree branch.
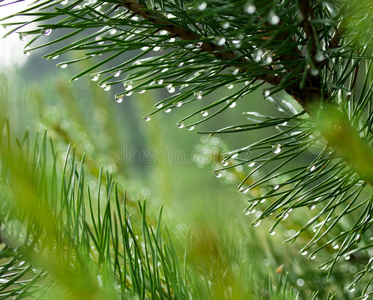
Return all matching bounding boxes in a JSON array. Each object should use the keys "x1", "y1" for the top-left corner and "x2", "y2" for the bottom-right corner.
[{"x1": 117, "y1": 0, "x2": 282, "y2": 86}]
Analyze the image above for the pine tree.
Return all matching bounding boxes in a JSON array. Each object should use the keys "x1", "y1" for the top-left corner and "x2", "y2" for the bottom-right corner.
[{"x1": 1, "y1": 0, "x2": 373, "y2": 298}]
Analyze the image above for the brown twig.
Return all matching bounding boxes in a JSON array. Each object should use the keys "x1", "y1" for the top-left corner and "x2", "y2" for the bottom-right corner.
[{"x1": 117, "y1": 0, "x2": 283, "y2": 86}]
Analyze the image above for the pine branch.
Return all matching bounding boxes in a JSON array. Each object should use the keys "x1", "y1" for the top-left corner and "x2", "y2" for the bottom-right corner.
[{"x1": 117, "y1": 0, "x2": 283, "y2": 86}]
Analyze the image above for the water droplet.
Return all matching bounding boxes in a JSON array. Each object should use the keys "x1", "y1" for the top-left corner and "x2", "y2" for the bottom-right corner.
[
  {"x1": 60, "y1": 64, "x2": 68, "y2": 69},
  {"x1": 176, "y1": 101, "x2": 183, "y2": 107},
  {"x1": 344, "y1": 255, "x2": 350, "y2": 260},
  {"x1": 188, "y1": 125, "x2": 195, "y2": 131},
  {"x1": 229, "y1": 102, "x2": 236, "y2": 108},
  {"x1": 272, "y1": 144, "x2": 282, "y2": 154},
  {"x1": 309, "y1": 204, "x2": 316, "y2": 210},
  {"x1": 198, "y1": 2, "x2": 207, "y2": 10},
  {"x1": 333, "y1": 243, "x2": 339, "y2": 249},
  {"x1": 91, "y1": 74, "x2": 100, "y2": 81},
  {"x1": 253, "y1": 220, "x2": 261, "y2": 227},
  {"x1": 157, "y1": 79, "x2": 164, "y2": 85},
  {"x1": 138, "y1": 90, "x2": 146, "y2": 94},
  {"x1": 113, "y1": 70, "x2": 121, "y2": 77},
  {"x1": 263, "y1": 90, "x2": 270, "y2": 97},
  {"x1": 315, "y1": 52, "x2": 325, "y2": 62},
  {"x1": 310, "y1": 68, "x2": 319, "y2": 76},
  {"x1": 269, "y1": 14, "x2": 280, "y2": 25},
  {"x1": 215, "y1": 170, "x2": 223, "y2": 178},
  {"x1": 274, "y1": 184, "x2": 280, "y2": 190},
  {"x1": 244, "y1": 3, "x2": 256, "y2": 14},
  {"x1": 310, "y1": 165, "x2": 316, "y2": 172},
  {"x1": 42, "y1": 28, "x2": 52, "y2": 36},
  {"x1": 104, "y1": 85, "x2": 111, "y2": 91},
  {"x1": 220, "y1": 21, "x2": 229, "y2": 29},
  {"x1": 61, "y1": 0, "x2": 68, "y2": 4},
  {"x1": 165, "y1": 108, "x2": 172, "y2": 113},
  {"x1": 18, "y1": 32, "x2": 28, "y2": 41},
  {"x1": 115, "y1": 95, "x2": 123, "y2": 103},
  {"x1": 177, "y1": 122, "x2": 185, "y2": 129},
  {"x1": 126, "y1": 91, "x2": 133, "y2": 96},
  {"x1": 227, "y1": 84, "x2": 234, "y2": 89},
  {"x1": 270, "y1": 231, "x2": 276, "y2": 236},
  {"x1": 145, "y1": 117, "x2": 151, "y2": 122},
  {"x1": 156, "y1": 103, "x2": 164, "y2": 109},
  {"x1": 296, "y1": 278, "x2": 305, "y2": 287},
  {"x1": 51, "y1": 55, "x2": 59, "y2": 60},
  {"x1": 217, "y1": 37, "x2": 226, "y2": 46},
  {"x1": 153, "y1": 46, "x2": 161, "y2": 51},
  {"x1": 310, "y1": 253, "x2": 316, "y2": 260},
  {"x1": 248, "y1": 162, "x2": 255, "y2": 167},
  {"x1": 243, "y1": 187, "x2": 250, "y2": 193},
  {"x1": 301, "y1": 250, "x2": 308, "y2": 256},
  {"x1": 223, "y1": 161, "x2": 229, "y2": 167},
  {"x1": 124, "y1": 82, "x2": 133, "y2": 90},
  {"x1": 265, "y1": 55, "x2": 273, "y2": 64},
  {"x1": 23, "y1": 46, "x2": 31, "y2": 56},
  {"x1": 166, "y1": 84, "x2": 175, "y2": 93},
  {"x1": 161, "y1": 68, "x2": 169, "y2": 73},
  {"x1": 141, "y1": 46, "x2": 149, "y2": 51},
  {"x1": 194, "y1": 91, "x2": 203, "y2": 100},
  {"x1": 201, "y1": 110, "x2": 208, "y2": 117},
  {"x1": 362, "y1": 294, "x2": 369, "y2": 300},
  {"x1": 231, "y1": 153, "x2": 238, "y2": 159},
  {"x1": 348, "y1": 284, "x2": 355, "y2": 292}
]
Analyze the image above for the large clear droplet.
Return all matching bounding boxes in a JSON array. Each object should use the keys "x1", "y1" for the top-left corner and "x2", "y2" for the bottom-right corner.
[
  {"x1": 301, "y1": 250, "x2": 308, "y2": 256},
  {"x1": 244, "y1": 3, "x2": 256, "y2": 14},
  {"x1": 91, "y1": 74, "x2": 100, "y2": 81},
  {"x1": 177, "y1": 122, "x2": 185, "y2": 129},
  {"x1": 215, "y1": 170, "x2": 223, "y2": 178},
  {"x1": 23, "y1": 46, "x2": 31, "y2": 56},
  {"x1": 42, "y1": 28, "x2": 52, "y2": 36},
  {"x1": 188, "y1": 125, "x2": 195, "y2": 131},
  {"x1": 115, "y1": 95, "x2": 123, "y2": 103},
  {"x1": 253, "y1": 220, "x2": 261, "y2": 227},
  {"x1": 269, "y1": 14, "x2": 280, "y2": 25},
  {"x1": 113, "y1": 70, "x2": 121, "y2": 77},
  {"x1": 348, "y1": 284, "x2": 355, "y2": 292},
  {"x1": 272, "y1": 144, "x2": 282, "y2": 154},
  {"x1": 167, "y1": 84, "x2": 175, "y2": 93},
  {"x1": 144, "y1": 117, "x2": 151, "y2": 122},
  {"x1": 194, "y1": 91, "x2": 203, "y2": 100},
  {"x1": 18, "y1": 32, "x2": 28, "y2": 41},
  {"x1": 217, "y1": 37, "x2": 226, "y2": 46},
  {"x1": 201, "y1": 110, "x2": 208, "y2": 117},
  {"x1": 198, "y1": 2, "x2": 207, "y2": 10}
]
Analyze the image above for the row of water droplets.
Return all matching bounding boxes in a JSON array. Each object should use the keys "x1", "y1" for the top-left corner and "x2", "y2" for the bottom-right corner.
[{"x1": 197, "y1": 1, "x2": 280, "y2": 26}]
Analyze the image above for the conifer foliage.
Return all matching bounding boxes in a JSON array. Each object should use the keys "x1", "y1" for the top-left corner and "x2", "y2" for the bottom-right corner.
[{"x1": 2, "y1": 0, "x2": 373, "y2": 297}]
